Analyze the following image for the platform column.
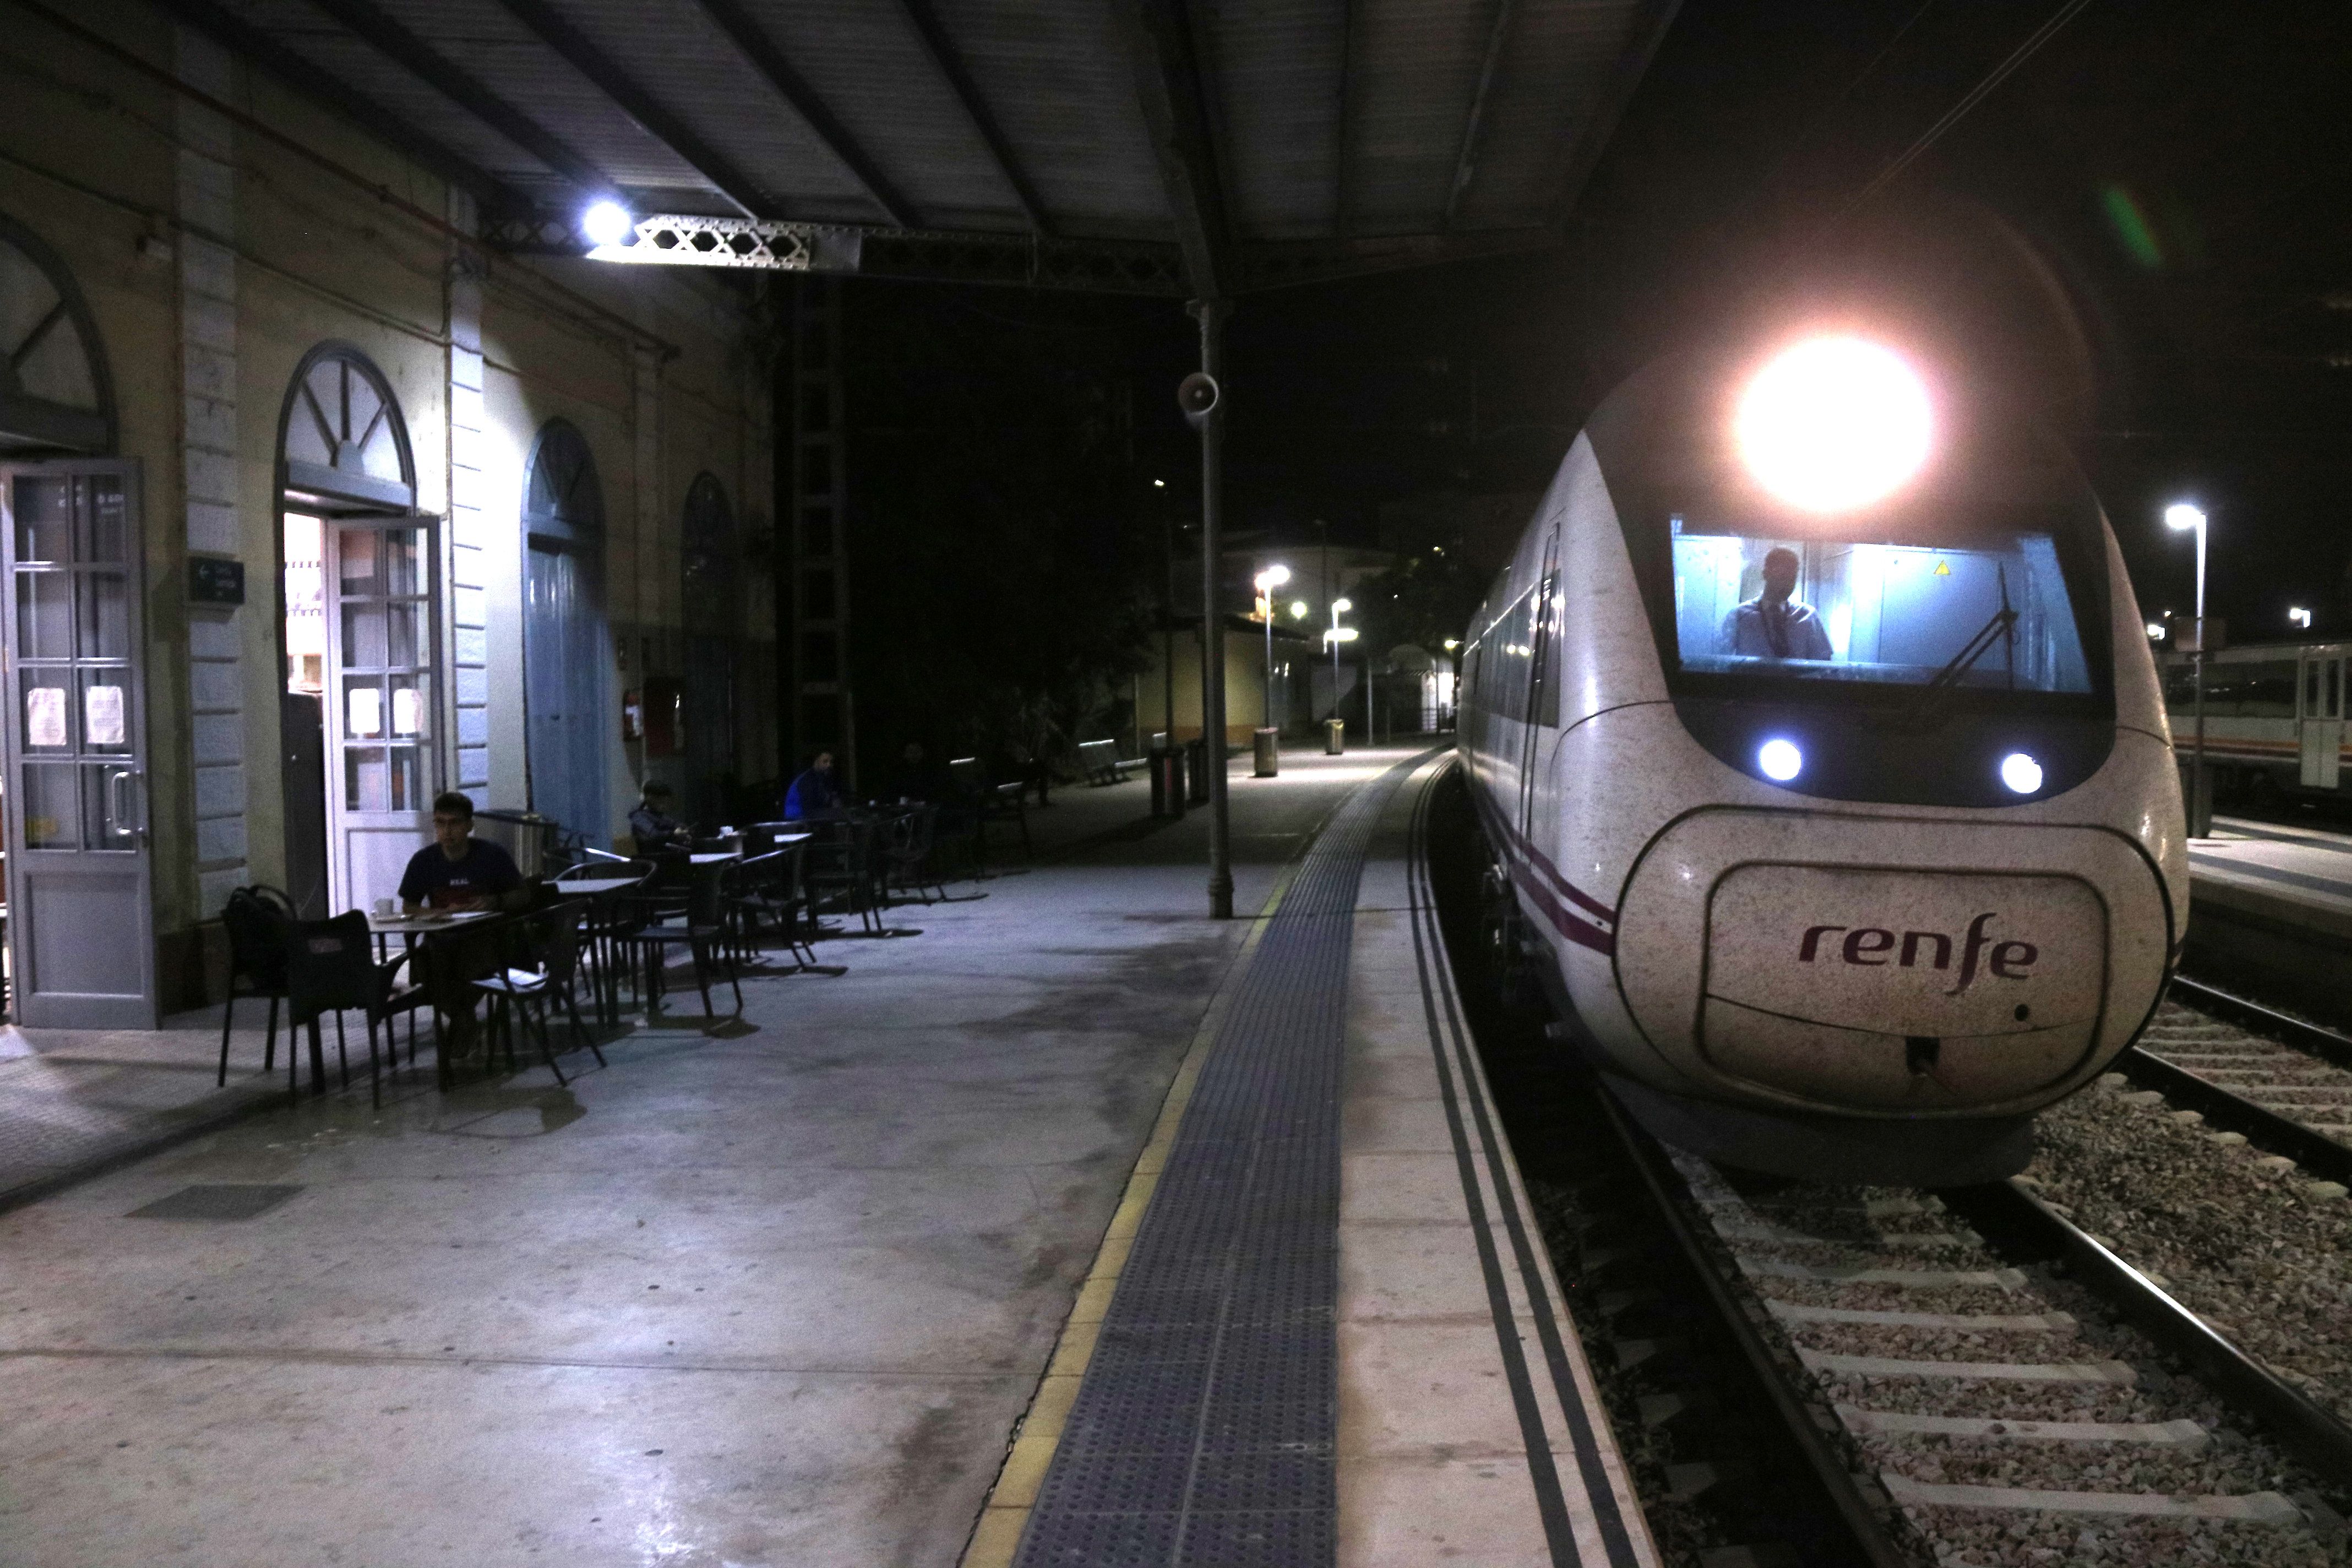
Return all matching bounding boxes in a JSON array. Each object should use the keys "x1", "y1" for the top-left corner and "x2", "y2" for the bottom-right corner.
[{"x1": 1191, "y1": 297, "x2": 1232, "y2": 919}]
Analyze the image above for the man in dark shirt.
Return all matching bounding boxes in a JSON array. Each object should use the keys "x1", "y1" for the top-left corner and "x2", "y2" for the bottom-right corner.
[
  {"x1": 884, "y1": 741, "x2": 946, "y2": 803},
  {"x1": 629, "y1": 780, "x2": 686, "y2": 853},
  {"x1": 783, "y1": 750, "x2": 841, "y2": 820},
  {"x1": 398, "y1": 791, "x2": 527, "y2": 912}
]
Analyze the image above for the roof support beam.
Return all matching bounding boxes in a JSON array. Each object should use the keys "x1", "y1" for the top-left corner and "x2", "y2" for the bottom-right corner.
[
  {"x1": 1548, "y1": 0, "x2": 1684, "y2": 226},
  {"x1": 305, "y1": 0, "x2": 625, "y2": 203},
  {"x1": 1332, "y1": 0, "x2": 1356, "y2": 235},
  {"x1": 1442, "y1": 0, "x2": 1520, "y2": 230},
  {"x1": 1118, "y1": 0, "x2": 1233, "y2": 301},
  {"x1": 896, "y1": 0, "x2": 1049, "y2": 234},
  {"x1": 145, "y1": 0, "x2": 525, "y2": 209},
  {"x1": 693, "y1": 0, "x2": 915, "y2": 228},
  {"x1": 492, "y1": 0, "x2": 769, "y2": 219}
]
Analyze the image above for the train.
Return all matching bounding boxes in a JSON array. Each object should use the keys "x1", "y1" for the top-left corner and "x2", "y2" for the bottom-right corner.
[
  {"x1": 1457, "y1": 334, "x2": 2186, "y2": 1185},
  {"x1": 2158, "y1": 639, "x2": 2352, "y2": 803}
]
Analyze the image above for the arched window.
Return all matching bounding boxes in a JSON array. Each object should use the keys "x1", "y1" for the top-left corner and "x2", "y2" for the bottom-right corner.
[
  {"x1": 279, "y1": 345, "x2": 415, "y2": 513},
  {"x1": 525, "y1": 420, "x2": 605, "y2": 543},
  {"x1": 0, "y1": 214, "x2": 113, "y2": 455}
]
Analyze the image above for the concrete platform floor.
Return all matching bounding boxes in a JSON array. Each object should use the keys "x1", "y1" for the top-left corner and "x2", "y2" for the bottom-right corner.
[{"x1": 0, "y1": 745, "x2": 1424, "y2": 1568}]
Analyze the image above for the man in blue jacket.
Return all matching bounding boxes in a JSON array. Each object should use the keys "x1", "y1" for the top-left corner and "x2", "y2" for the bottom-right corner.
[{"x1": 783, "y1": 749, "x2": 841, "y2": 820}]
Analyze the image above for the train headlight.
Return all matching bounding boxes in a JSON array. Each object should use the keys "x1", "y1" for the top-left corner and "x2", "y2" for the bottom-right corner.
[
  {"x1": 2000, "y1": 752, "x2": 2044, "y2": 794},
  {"x1": 1735, "y1": 337, "x2": 1932, "y2": 512},
  {"x1": 1757, "y1": 738, "x2": 1803, "y2": 782}
]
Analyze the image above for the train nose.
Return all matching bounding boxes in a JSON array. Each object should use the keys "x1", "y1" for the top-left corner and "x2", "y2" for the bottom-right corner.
[
  {"x1": 1611, "y1": 810, "x2": 2172, "y2": 1116},
  {"x1": 1700, "y1": 866, "x2": 2107, "y2": 1107}
]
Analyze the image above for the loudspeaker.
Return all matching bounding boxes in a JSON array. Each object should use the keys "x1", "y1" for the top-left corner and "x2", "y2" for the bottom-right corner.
[{"x1": 1178, "y1": 371, "x2": 1221, "y2": 431}]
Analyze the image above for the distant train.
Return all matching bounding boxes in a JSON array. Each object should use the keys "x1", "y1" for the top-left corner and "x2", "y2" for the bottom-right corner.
[
  {"x1": 2159, "y1": 640, "x2": 2352, "y2": 802},
  {"x1": 1457, "y1": 335, "x2": 2186, "y2": 1185}
]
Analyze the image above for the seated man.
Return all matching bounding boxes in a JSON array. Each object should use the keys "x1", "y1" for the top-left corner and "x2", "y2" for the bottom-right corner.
[
  {"x1": 884, "y1": 741, "x2": 946, "y2": 803},
  {"x1": 783, "y1": 749, "x2": 841, "y2": 820},
  {"x1": 1721, "y1": 546, "x2": 1833, "y2": 661},
  {"x1": 399, "y1": 792, "x2": 528, "y2": 912},
  {"x1": 628, "y1": 780, "x2": 687, "y2": 853}
]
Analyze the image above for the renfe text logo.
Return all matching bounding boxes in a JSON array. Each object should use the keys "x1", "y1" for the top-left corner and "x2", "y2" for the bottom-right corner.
[{"x1": 1799, "y1": 912, "x2": 2037, "y2": 997}]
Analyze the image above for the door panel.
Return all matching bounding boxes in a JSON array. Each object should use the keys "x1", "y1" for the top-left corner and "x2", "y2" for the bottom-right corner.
[
  {"x1": 525, "y1": 544, "x2": 606, "y2": 843},
  {"x1": 324, "y1": 520, "x2": 435, "y2": 912},
  {"x1": 1, "y1": 462, "x2": 155, "y2": 1027},
  {"x1": 2300, "y1": 657, "x2": 2343, "y2": 790}
]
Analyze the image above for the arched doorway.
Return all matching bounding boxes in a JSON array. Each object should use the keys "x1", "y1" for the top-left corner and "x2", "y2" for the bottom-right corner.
[
  {"x1": 276, "y1": 345, "x2": 424, "y2": 918},
  {"x1": 680, "y1": 472, "x2": 737, "y2": 825},
  {"x1": 0, "y1": 215, "x2": 149, "y2": 1026},
  {"x1": 522, "y1": 421, "x2": 608, "y2": 845}
]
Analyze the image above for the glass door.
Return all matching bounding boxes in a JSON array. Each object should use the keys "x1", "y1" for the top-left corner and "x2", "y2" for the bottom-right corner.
[
  {"x1": 2301, "y1": 655, "x2": 2343, "y2": 791},
  {"x1": 0, "y1": 462, "x2": 155, "y2": 1028},
  {"x1": 324, "y1": 520, "x2": 437, "y2": 912}
]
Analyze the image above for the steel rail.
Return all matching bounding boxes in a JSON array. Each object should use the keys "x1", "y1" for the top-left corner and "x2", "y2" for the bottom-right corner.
[
  {"x1": 1944, "y1": 1178, "x2": 2352, "y2": 1487},
  {"x1": 2116, "y1": 1048, "x2": 2352, "y2": 1189},
  {"x1": 2170, "y1": 973, "x2": 2352, "y2": 1074},
  {"x1": 1594, "y1": 1088, "x2": 1914, "y2": 1568}
]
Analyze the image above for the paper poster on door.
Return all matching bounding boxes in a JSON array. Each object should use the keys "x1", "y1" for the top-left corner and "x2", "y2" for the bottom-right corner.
[
  {"x1": 349, "y1": 685, "x2": 382, "y2": 738},
  {"x1": 85, "y1": 684, "x2": 125, "y2": 747},
  {"x1": 26, "y1": 685, "x2": 66, "y2": 748},
  {"x1": 391, "y1": 687, "x2": 420, "y2": 737}
]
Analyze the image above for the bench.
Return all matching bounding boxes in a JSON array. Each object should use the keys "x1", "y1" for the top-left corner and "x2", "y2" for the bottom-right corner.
[{"x1": 1076, "y1": 738, "x2": 1142, "y2": 786}]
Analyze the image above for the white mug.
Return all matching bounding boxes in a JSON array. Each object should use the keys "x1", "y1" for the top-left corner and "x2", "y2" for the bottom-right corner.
[{"x1": 373, "y1": 897, "x2": 395, "y2": 917}]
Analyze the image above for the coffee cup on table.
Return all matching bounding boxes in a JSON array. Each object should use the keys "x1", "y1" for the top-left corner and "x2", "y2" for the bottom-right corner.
[{"x1": 373, "y1": 897, "x2": 395, "y2": 917}]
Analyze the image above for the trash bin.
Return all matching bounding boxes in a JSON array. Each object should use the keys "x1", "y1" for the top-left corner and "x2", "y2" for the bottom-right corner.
[
  {"x1": 1324, "y1": 718, "x2": 1346, "y2": 756},
  {"x1": 1253, "y1": 727, "x2": 1279, "y2": 778},
  {"x1": 1185, "y1": 738, "x2": 1211, "y2": 804},
  {"x1": 1152, "y1": 747, "x2": 1186, "y2": 818}
]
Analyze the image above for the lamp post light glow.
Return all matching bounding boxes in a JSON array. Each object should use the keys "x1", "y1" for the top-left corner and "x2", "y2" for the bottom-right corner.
[
  {"x1": 1253, "y1": 565, "x2": 1292, "y2": 736},
  {"x1": 1289, "y1": 600, "x2": 1308, "y2": 619},
  {"x1": 581, "y1": 199, "x2": 635, "y2": 249},
  {"x1": 2165, "y1": 503, "x2": 2211, "y2": 837},
  {"x1": 2291, "y1": 607, "x2": 2313, "y2": 629},
  {"x1": 2146, "y1": 622, "x2": 2166, "y2": 641}
]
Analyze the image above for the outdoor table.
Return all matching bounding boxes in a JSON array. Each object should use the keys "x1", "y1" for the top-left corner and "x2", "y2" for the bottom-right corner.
[
  {"x1": 689, "y1": 850, "x2": 741, "y2": 865},
  {"x1": 549, "y1": 878, "x2": 645, "y2": 1023},
  {"x1": 366, "y1": 908, "x2": 509, "y2": 1088}
]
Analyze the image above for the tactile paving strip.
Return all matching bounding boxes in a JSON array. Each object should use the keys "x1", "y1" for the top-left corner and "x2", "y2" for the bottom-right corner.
[{"x1": 1015, "y1": 753, "x2": 1433, "y2": 1567}]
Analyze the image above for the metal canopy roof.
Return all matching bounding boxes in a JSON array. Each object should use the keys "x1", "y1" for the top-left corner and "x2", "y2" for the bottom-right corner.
[{"x1": 163, "y1": 0, "x2": 1680, "y2": 295}]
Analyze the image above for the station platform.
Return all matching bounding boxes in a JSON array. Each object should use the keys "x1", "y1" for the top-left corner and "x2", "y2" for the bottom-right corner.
[
  {"x1": 2184, "y1": 814, "x2": 2352, "y2": 1022},
  {"x1": 0, "y1": 745, "x2": 1650, "y2": 1568}
]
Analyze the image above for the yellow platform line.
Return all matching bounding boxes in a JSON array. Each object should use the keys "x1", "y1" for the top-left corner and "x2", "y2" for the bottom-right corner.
[{"x1": 957, "y1": 861, "x2": 1308, "y2": 1568}]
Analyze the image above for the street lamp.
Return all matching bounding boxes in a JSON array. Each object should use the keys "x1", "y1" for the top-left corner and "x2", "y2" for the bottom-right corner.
[
  {"x1": 1254, "y1": 565, "x2": 1291, "y2": 737},
  {"x1": 1325, "y1": 597, "x2": 1357, "y2": 734},
  {"x1": 2291, "y1": 607, "x2": 2313, "y2": 629},
  {"x1": 2166, "y1": 503, "x2": 2209, "y2": 836}
]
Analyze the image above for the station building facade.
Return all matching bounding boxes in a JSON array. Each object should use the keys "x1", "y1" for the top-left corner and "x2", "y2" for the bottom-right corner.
[{"x1": 0, "y1": 5, "x2": 775, "y2": 1026}]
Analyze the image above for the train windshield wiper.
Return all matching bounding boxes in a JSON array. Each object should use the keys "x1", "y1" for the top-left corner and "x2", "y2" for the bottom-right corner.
[{"x1": 1903, "y1": 566, "x2": 2017, "y2": 728}]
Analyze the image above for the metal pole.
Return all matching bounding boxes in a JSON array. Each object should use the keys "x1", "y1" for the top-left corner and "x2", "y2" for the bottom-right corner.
[
  {"x1": 2192, "y1": 516, "x2": 2208, "y2": 837},
  {"x1": 1195, "y1": 298, "x2": 1233, "y2": 918},
  {"x1": 1162, "y1": 507, "x2": 1175, "y2": 748},
  {"x1": 1264, "y1": 605, "x2": 1274, "y2": 734}
]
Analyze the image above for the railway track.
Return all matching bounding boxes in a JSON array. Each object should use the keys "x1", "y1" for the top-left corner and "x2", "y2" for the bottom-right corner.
[
  {"x1": 1555, "y1": 1098, "x2": 2352, "y2": 1566},
  {"x1": 2120, "y1": 978, "x2": 2352, "y2": 1193}
]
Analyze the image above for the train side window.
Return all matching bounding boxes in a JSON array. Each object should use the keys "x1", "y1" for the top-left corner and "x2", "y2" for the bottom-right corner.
[
  {"x1": 2331, "y1": 660, "x2": 2342, "y2": 720},
  {"x1": 2307, "y1": 662, "x2": 2321, "y2": 720}
]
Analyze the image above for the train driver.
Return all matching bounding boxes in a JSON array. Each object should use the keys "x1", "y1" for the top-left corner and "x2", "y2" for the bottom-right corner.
[{"x1": 1722, "y1": 546, "x2": 1833, "y2": 661}]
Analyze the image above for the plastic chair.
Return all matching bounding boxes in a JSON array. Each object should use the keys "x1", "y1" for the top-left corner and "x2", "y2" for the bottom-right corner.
[
  {"x1": 617, "y1": 861, "x2": 742, "y2": 1018},
  {"x1": 218, "y1": 885, "x2": 297, "y2": 1087},
  {"x1": 879, "y1": 805, "x2": 946, "y2": 905},
  {"x1": 472, "y1": 906, "x2": 604, "y2": 1084},
  {"x1": 280, "y1": 912, "x2": 381, "y2": 1106}
]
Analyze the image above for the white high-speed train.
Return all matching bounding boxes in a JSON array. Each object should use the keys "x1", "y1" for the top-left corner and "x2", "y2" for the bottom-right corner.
[{"x1": 1459, "y1": 336, "x2": 2186, "y2": 1185}]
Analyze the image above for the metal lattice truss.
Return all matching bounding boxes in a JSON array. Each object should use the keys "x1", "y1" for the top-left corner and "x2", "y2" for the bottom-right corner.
[{"x1": 484, "y1": 211, "x2": 1561, "y2": 298}]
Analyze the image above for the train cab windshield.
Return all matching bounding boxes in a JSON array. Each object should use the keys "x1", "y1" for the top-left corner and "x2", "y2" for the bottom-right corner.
[{"x1": 1669, "y1": 520, "x2": 2095, "y2": 695}]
